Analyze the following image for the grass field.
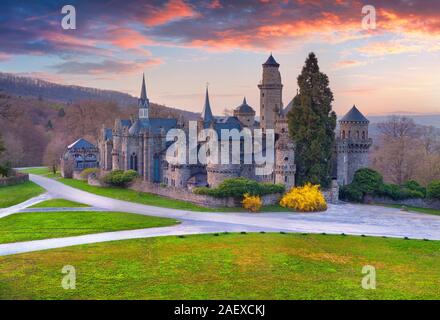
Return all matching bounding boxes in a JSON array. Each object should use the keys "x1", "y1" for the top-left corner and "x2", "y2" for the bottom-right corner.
[
  {"x1": 58, "y1": 178, "x2": 290, "y2": 212},
  {"x1": 0, "y1": 233, "x2": 439, "y2": 299},
  {"x1": 0, "y1": 211, "x2": 179, "y2": 244},
  {"x1": 379, "y1": 204, "x2": 440, "y2": 216},
  {"x1": 0, "y1": 181, "x2": 45, "y2": 208},
  {"x1": 19, "y1": 167, "x2": 60, "y2": 179},
  {"x1": 30, "y1": 199, "x2": 89, "y2": 208}
]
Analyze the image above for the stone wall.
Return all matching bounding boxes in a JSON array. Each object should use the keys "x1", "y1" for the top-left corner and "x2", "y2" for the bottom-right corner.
[
  {"x1": 322, "y1": 180, "x2": 340, "y2": 204},
  {"x1": 0, "y1": 172, "x2": 29, "y2": 187},
  {"x1": 129, "y1": 180, "x2": 281, "y2": 208},
  {"x1": 365, "y1": 195, "x2": 440, "y2": 210}
]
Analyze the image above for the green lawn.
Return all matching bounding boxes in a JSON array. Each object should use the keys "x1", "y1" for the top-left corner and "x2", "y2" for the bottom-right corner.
[
  {"x1": 0, "y1": 211, "x2": 179, "y2": 244},
  {"x1": 58, "y1": 178, "x2": 289, "y2": 212},
  {"x1": 379, "y1": 204, "x2": 440, "y2": 216},
  {"x1": 0, "y1": 233, "x2": 439, "y2": 299},
  {"x1": 30, "y1": 199, "x2": 89, "y2": 208},
  {"x1": 0, "y1": 181, "x2": 45, "y2": 208},
  {"x1": 19, "y1": 167, "x2": 60, "y2": 179}
]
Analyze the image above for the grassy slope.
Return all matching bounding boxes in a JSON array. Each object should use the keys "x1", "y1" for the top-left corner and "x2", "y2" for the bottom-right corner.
[
  {"x1": 0, "y1": 181, "x2": 45, "y2": 208},
  {"x1": 0, "y1": 233, "x2": 439, "y2": 299},
  {"x1": 0, "y1": 211, "x2": 179, "y2": 244},
  {"x1": 30, "y1": 199, "x2": 89, "y2": 208},
  {"x1": 19, "y1": 167, "x2": 60, "y2": 179}
]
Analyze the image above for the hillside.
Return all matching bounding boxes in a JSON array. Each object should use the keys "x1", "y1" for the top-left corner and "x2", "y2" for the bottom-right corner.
[{"x1": 0, "y1": 72, "x2": 199, "y2": 120}]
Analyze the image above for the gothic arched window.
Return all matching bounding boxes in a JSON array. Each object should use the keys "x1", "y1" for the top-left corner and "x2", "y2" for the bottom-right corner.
[{"x1": 130, "y1": 153, "x2": 138, "y2": 171}]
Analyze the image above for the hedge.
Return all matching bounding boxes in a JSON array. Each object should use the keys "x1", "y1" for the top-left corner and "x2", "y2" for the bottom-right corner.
[
  {"x1": 427, "y1": 181, "x2": 440, "y2": 200},
  {"x1": 103, "y1": 170, "x2": 138, "y2": 187},
  {"x1": 194, "y1": 177, "x2": 285, "y2": 199},
  {"x1": 339, "y1": 168, "x2": 426, "y2": 202}
]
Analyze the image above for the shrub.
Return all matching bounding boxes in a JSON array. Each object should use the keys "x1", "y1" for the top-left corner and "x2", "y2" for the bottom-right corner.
[
  {"x1": 280, "y1": 183, "x2": 327, "y2": 212},
  {"x1": 194, "y1": 178, "x2": 285, "y2": 199},
  {"x1": 242, "y1": 193, "x2": 263, "y2": 213},
  {"x1": 351, "y1": 168, "x2": 384, "y2": 195},
  {"x1": 80, "y1": 168, "x2": 99, "y2": 179},
  {"x1": 339, "y1": 184, "x2": 363, "y2": 202},
  {"x1": 0, "y1": 162, "x2": 11, "y2": 177},
  {"x1": 103, "y1": 169, "x2": 139, "y2": 187},
  {"x1": 427, "y1": 181, "x2": 440, "y2": 200},
  {"x1": 403, "y1": 180, "x2": 426, "y2": 197}
]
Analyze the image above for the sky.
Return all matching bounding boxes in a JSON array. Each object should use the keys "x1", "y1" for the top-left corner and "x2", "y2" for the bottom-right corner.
[{"x1": 0, "y1": 0, "x2": 439, "y2": 117}]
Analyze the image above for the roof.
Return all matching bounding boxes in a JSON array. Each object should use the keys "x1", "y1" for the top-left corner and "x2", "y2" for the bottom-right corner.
[
  {"x1": 282, "y1": 97, "x2": 295, "y2": 116},
  {"x1": 201, "y1": 87, "x2": 213, "y2": 125},
  {"x1": 213, "y1": 116, "x2": 242, "y2": 139},
  {"x1": 340, "y1": 105, "x2": 369, "y2": 123},
  {"x1": 120, "y1": 119, "x2": 132, "y2": 127},
  {"x1": 140, "y1": 73, "x2": 147, "y2": 100},
  {"x1": 128, "y1": 118, "x2": 177, "y2": 135},
  {"x1": 234, "y1": 97, "x2": 255, "y2": 114},
  {"x1": 104, "y1": 128, "x2": 112, "y2": 140},
  {"x1": 67, "y1": 138, "x2": 96, "y2": 150},
  {"x1": 138, "y1": 73, "x2": 150, "y2": 109},
  {"x1": 263, "y1": 54, "x2": 280, "y2": 67}
]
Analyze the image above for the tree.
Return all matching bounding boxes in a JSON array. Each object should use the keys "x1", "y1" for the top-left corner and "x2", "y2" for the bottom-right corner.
[
  {"x1": 0, "y1": 133, "x2": 5, "y2": 157},
  {"x1": 287, "y1": 52, "x2": 336, "y2": 187}
]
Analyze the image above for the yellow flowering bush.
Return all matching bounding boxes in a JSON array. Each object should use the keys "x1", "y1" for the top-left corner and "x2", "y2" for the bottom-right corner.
[
  {"x1": 242, "y1": 193, "x2": 263, "y2": 213},
  {"x1": 280, "y1": 183, "x2": 327, "y2": 212}
]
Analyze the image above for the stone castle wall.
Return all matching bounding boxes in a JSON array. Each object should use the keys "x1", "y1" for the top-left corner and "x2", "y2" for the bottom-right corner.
[
  {"x1": 129, "y1": 179, "x2": 281, "y2": 208},
  {"x1": 365, "y1": 195, "x2": 440, "y2": 210},
  {"x1": 0, "y1": 172, "x2": 29, "y2": 187}
]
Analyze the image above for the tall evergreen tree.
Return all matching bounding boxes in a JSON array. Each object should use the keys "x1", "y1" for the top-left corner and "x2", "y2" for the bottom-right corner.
[{"x1": 287, "y1": 53, "x2": 336, "y2": 187}]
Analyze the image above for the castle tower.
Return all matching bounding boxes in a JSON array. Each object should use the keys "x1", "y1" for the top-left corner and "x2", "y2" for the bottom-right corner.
[
  {"x1": 233, "y1": 97, "x2": 255, "y2": 128},
  {"x1": 258, "y1": 54, "x2": 283, "y2": 133},
  {"x1": 199, "y1": 86, "x2": 214, "y2": 129},
  {"x1": 274, "y1": 120, "x2": 296, "y2": 189},
  {"x1": 335, "y1": 105, "x2": 372, "y2": 185},
  {"x1": 138, "y1": 73, "x2": 150, "y2": 120}
]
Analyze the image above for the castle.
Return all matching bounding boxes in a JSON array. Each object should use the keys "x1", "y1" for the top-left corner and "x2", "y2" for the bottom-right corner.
[{"x1": 91, "y1": 54, "x2": 372, "y2": 189}]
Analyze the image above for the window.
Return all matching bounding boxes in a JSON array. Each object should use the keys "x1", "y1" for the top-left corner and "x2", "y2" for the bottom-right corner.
[
  {"x1": 362, "y1": 131, "x2": 366, "y2": 139},
  {"x1": 342, "y1": 130, "x2": 346, "y2": 139},
  {"x1": 356, "y1": 131, "x2": 360, "y2": 139},
  {"x1": 284, "y1": 157, "x2": 288, "y2": 162}
]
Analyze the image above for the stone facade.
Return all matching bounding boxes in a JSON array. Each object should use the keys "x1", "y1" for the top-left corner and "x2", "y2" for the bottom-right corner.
[
  {"x1": 0, "y1": 171, "x2": 28, "y2": 186},
  {"x1": 60, "y1": 138, "x2": 99, "y2": 178},
  {"x1": 335, "y1": 106, "x2": 372, "y2": 185},
  {"x1": 130, "y1": 179, "x2": 282, "y2": 208}
]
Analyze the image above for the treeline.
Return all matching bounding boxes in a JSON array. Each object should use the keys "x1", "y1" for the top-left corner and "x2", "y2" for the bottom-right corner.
[
  {"x1": 0, "y1": 72, "x2": 136, "y2": 106},
  {"x1": 0, "y1": 92, "x2": 196, "y2": 167},
  {"x1": 370, "y1": 116, "x2": 440, "y2": 186}
]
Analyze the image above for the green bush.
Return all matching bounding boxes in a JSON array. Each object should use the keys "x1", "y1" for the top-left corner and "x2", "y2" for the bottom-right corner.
[
  {"x1": 351, "y1": 168, "x2": 384, "y2": 195},
  {"x1": 0, "y1": 162, "x2": 11, "y2": 177},
  {"x1": 339, "y1": 168, "x2": 425, "y2": 202},
  {"x1": 339, "y1": 184, "x2": 363, "y2": 202},
  {"x1": 403, "y1": 180, "x2": 426, "y2": 197},
  {"x1": 427, "y1": 181, "x2": 440, "y2": 200},
  {"x1": 80, "y1": 168, "x2": 99, "y2": 179},
  {"x1": 194, "y1": 178, "x2": 285, "y2": 199},
  {"x1": 103, "y1": 170, "x2": 139, "y2": 187}
]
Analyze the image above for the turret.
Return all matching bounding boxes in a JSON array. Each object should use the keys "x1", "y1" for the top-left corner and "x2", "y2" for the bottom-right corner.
[
  {"x1": 138, "y1": 73, "x2": 149, "y2": 120},
  {"x1": 258, "y1": 54, "x2": 283, "y2": 133}
]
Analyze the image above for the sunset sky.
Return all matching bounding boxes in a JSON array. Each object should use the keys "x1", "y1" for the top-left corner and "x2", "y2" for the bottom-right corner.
[{"x1": 0, "y1": 0, "x2": 439, "y2": 117}]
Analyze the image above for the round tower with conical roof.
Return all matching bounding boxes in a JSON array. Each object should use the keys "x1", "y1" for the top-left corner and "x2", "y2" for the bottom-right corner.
[
  {"x1": 233, "y1": 97, "x2": 255, "y2": 127},
  {"x1": 335, "y1": 105, "x2": 372, "y2": 185},
  {"x1": 258, "y1": 54, "x2": 283, "y2": 133}
]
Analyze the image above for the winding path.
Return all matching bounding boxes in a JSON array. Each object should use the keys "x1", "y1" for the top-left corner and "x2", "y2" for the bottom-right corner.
[{"x1": 1, "y1": 174, "x2": 440, "y2": 256}]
